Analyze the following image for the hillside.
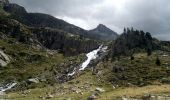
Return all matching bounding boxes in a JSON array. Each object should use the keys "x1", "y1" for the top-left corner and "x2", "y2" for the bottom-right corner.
[
  {"x1": 0, "y1": 17, "x2": 99, "y2": 56},
  {"x1": 3, "y1": 3, "x2": 88, "y2": 36}
]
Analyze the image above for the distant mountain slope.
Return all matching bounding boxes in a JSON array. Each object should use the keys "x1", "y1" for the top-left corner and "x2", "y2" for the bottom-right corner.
[
  {"x1": 2, "y1": 2, "x2": 118, "y2": 41},
  {"x1": 3, "y1": 3, "x2": 89, "y2": 36},
  {"x1": 88, "y1": 24, "x2": 118, "y2": 41},
  {"x1": 0, "y1": 15, "x2": 99, "y2": 56}
]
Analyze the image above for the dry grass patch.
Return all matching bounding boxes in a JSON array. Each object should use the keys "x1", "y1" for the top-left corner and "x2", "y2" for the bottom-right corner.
[{"x1": 99, "y1": 84, "x2": 170, "y2": 100}]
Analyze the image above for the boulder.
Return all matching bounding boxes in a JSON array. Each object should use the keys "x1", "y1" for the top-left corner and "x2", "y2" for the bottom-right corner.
[
  {"x1": 0, "y1": 59, "x2": 8, "y2": 67},
  {"x1": 95, "y1": 87, "x2": 105, "y2": 93},
  {"x1": 67, "y1": 98, "x2": 72, "y2": 100},
  {"x1": 87, "y1": 94, "x2": 97, "y2": 100},
  {"x1": 45, "y1": 94, "x2": 54, "y2": 99},
  {"x1": 112, "y1": 66, "x2": 125, "y2": 73},
  {"x1": 28, "y1": 78, "x2": 39, "y2": 83},
  {"x1": 0, "y1": 91, "x2": 4, "y2": 95},
  {"x1": 0, "y1": 50, "x2": 10, "y2": 67},
  {"x1": 69, "y1": 87, "x2": 82, "y2": 94}
]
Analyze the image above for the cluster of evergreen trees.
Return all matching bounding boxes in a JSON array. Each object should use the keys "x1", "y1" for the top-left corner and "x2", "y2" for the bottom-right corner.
[{"x1": 111, "y1": 27, "x2": 153, "y2": 57}]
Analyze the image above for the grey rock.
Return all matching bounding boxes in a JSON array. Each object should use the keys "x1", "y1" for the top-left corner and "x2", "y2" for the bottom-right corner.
[
  {"x1": 95, "y1": 87, "x2": 105, "y2": 93},
  {"x1": 28, "y1": 78, "x2": 39, "y2": 83},
  {"x1": 0, "y1": 50, "x2": 10, "y2": 67},
  {"x1": 0, "y1": 59, "x2": 8, "y2": 67},
  {"x1": 46, "y1": 94, "x2": 54, "y2": 99},
  {"x1": 112, "y1": 66, "x2": 125, "y2": 73},
  {"x1": 67, "y1": 98, "x2": 72, "y2": 100},
  {"x1": 87, "y1": 94, "x2": 97, "y2": 100}
]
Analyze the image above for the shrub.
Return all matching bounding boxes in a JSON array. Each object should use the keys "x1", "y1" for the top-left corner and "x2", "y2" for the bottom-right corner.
[{"x1": 156, "y1": 57, "x2": 161, "y2": 66}]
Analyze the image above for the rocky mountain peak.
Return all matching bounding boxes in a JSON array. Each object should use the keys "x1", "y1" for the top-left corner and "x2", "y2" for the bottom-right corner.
[
  {"x1": 88, "y1": 24, "x2": 118, "y2": 40},
  {"x1": 0, "y1": 0, "x2": 9, "y2": 5},
  {"x1": 96, "y1": 24, "x2": 111, "y2": 32},
  {"x1": 94, "y1": 24, "x2": 117, "y2": 35},
  {"x1": 4, "y1": 3, "x2": 27, "y2": 14},
  {"x1": 97, "y1": 24, "x2": 107, "y2": 29}
]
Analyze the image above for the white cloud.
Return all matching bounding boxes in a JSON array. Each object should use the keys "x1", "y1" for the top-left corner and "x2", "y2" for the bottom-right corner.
[{"x1": 56, "y1": 16, "x2": 93, "y2": 29}]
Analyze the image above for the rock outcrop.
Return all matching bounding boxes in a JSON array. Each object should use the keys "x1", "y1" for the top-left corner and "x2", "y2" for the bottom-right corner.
[{"x1": 0, "y1": 50, "x2": 10, "y2": 67}]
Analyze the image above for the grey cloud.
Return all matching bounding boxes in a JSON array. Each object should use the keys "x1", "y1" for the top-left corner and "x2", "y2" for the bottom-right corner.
[{"x1": 9, "y1": 0, "x2": 170, "y2": 40}]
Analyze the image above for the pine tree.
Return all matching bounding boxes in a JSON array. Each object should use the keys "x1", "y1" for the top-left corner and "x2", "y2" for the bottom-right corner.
[
  {"x1": 156, "y1": 57, "x2": 161, "y2": 66},
  {"x1": 131, "y1": 55, "x2": 134, "y2": 60},
  {"x1": 147, "y1": 48, "x2": 152, "y2": 56},
  {"x1": 123, "y1": 28, "x2": 126, "y2": 33},
  {"x1": 127, "y1": 28, "x2": 130, "y2": 34},
  {"x1": 145, "y1": 32, "x2": 152, "y2": 40},
  {"x1": 131, "y1": 27, "x2": 134, "y2": 32}
]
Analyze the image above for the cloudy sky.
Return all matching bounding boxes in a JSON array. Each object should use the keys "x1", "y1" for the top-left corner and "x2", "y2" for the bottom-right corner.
[{"x1": 9, "y1": 0, "x2": 170, "y2": 40}]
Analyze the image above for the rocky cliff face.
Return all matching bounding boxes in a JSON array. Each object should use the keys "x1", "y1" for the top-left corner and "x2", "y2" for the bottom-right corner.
[
  {"x1": 33, "y1": 28, "x2": 99, "y2": 56},
  {"x1": 3, "y1": 3, "x2": 26, "y2": 14}
]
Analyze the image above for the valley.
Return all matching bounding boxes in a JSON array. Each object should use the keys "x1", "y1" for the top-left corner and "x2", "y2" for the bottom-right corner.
[{"x1": 0, "y1": 0, "x2": 170, "y2": 100}]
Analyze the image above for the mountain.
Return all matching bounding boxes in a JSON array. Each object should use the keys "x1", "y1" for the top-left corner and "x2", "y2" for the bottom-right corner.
[
  {"x1": 2, "y1": 3, "x2": 118, "y2": 41},
  {"x1": 3, "y1": 3, "x2": 89, "y2": 36},
  {"x1": 88, "y1": 24, "x2": 118, "y2": 41},
  {"x1": 0, "y1": 1, "x2": 100, "y2": 56}
]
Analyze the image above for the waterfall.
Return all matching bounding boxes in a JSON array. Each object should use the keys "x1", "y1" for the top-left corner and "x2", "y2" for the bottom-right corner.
[
  {"x1": 79, "y1": 45, "x2": 103, "y2": 71},
  {"x1": 67, "y1": 45, "x2": 107, "y2": 76}
]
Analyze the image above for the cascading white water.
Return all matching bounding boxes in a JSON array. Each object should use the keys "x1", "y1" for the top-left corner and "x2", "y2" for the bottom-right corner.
[
  {"x1": 79, "y1": 45, "x2": 103, "y2": 71},
  {"x1": 67, "y1": 68, "x2": 76, "y2": 76},
  {"x1": 0, "y1": 83, "x2": 17, "y2": 95},
  {"x1": 67, "y1": 45, "x2": 107, "y2": 76}
]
